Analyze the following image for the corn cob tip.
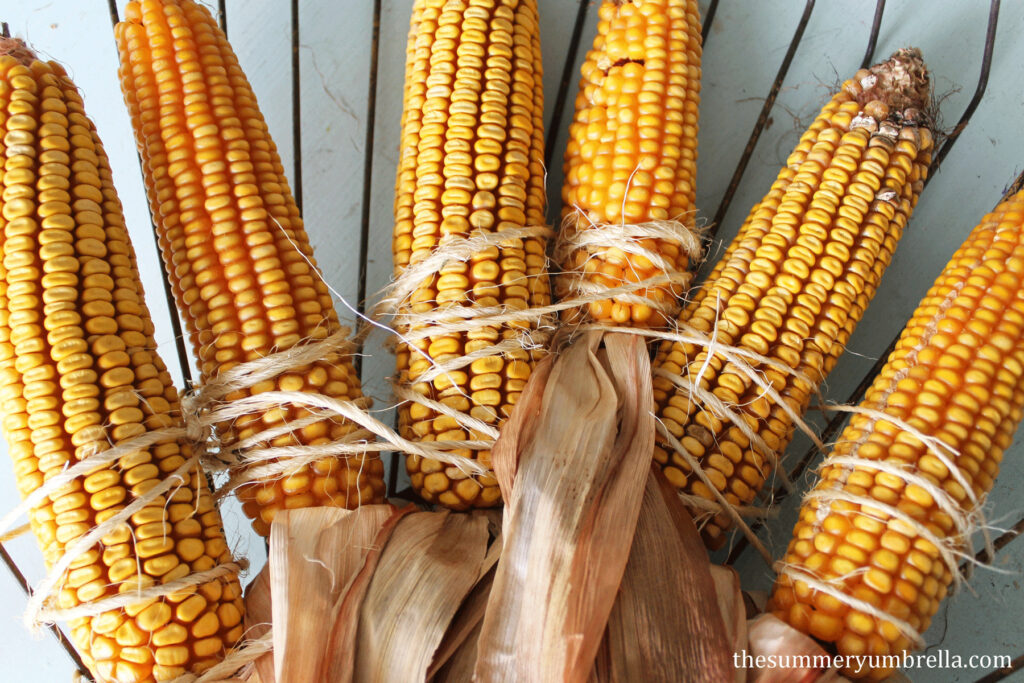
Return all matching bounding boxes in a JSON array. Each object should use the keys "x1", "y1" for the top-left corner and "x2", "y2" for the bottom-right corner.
[
  {"x1": 846, "y1": 48, "x2": 931, "y2": 127},
  {"x1": 0, "y1": 36, "x2": 36, "y2": 65}
]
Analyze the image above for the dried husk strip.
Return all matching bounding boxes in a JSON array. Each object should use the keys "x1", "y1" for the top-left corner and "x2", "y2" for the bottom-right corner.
[
  {"x1": 322, "y1": 504, "x2": 417, "y2": 683},
  {"x1": 269, "y1": 505, "x2": 399, "y2": 683},
  {"x1": 353, "y1": 510, "x2": 489, "y2": 683},
  {"x1": 434, "y1": 620, "x2": 485, "y2": 683},
  {"x1": 710, "y1": 564, "x2": 749, "y2": 683},
  {"x1": 427, "y1": 534, "x2": 502, "y2": 679},
  {"x1": 242, "y1": 566, "x2": 275, "y2": 683},
  {"x1": 746, "y1": 613, "x2": 843, "y2": 682},
  {"x1": 474, "y1": 330, "x2": 655, "y2": 682},
  {"x1": 595, "y1": 468, "x2": 734, "y2": 682}
]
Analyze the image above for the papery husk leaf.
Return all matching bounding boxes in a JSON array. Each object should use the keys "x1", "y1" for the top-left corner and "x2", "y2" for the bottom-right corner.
[
  {"x1": 242, "y1": 565, "x2": 274, "y2": 683},
  {"x1": 353, "y1": 510, "x2": 489, "y2": 683},
  {"x1": 710, "y1": 564, "x2": 748, "y2": 683},
  {"x1": 323, "y1": 504, "x2": 416, "y2": 682},
  {"x1": 747, "y1": 613, "x2": 839, "y2": 683},
  {"x1": 434, "y1": 619, "x2": 484, "y2": 683},
  {"x1": 595, "y1": 468, "x2": 734, "y2": 682},
  {"x1": 474, "y1": 330, "x2": 654, "y2": 682},
  {"x1": 269, "y1": 505, "x2": 397, "y2": 683},
  {"x1": 428, "y1": 529, "x2": 501, "y2": 680}
]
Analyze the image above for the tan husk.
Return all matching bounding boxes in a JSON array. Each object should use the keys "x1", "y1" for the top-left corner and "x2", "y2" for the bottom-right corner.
[
  {"x1": 746, "y1": 613, "x2": 840, "y2": 683},
  {"x1": 474, "y1": 330, "x2": 655, "y2": 682},
  {"x1": 427, "y1": 536, "x2": 502, "y2": 679},
  {"x1": 710, "y1": 564, "x2": 749, "y2": 683},
  {"x1": 595, "y1": 468, "x2": 735, "y2": 682},
  {"x1": 269, "y1": 505, "x2": 400, "y2": 683},
  {"x1": 242, "y1": 567, "x2": 275, "y2": 683},
  {"x1": 353, "y1": 510, "x2": 489, "y2": 682}
]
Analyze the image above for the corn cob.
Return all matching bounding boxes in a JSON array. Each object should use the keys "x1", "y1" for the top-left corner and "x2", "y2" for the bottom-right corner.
[
  {"x1": 393, "y1": 0, "x2": 550, "y2": 509},
  {"x1": 0, "y1": 38, "x2": 244, "y2": 682},
  {"x1": 115, "y1": 0, "x2": 385, "y2": 536},
  {"x1": 558, "y1": 0, "x2": 702, "y2": 328},
  {"x1": 769, "y1": 185, "x2": 1024, "y2": 679},
  {"x1": 651, "y1": 49, "x2": 934, "y2": 548}
]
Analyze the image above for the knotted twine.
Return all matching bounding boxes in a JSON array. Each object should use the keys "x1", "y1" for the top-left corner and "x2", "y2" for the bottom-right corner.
[{"x1": 774, "y1": 401, "x2": 995, "y2": 651}]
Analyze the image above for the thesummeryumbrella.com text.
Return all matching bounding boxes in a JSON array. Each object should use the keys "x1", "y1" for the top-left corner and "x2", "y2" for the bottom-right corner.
[{"x1": 734, "y1": 650, "x2": 1011, "y2": 674}]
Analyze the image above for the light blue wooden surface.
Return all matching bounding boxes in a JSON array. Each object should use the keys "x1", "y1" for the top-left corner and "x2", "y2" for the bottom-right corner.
[{"x1": 2, "y1": 1, "x2": 1024, "y2": 681}]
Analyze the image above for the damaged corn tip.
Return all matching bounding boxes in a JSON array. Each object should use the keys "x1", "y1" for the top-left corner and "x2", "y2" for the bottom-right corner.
[
  {"x1": 769, "y1": 185, "x2": 1024, "y2": 680},
  {"x1": 558, "y1": 0, "x2": 702, "y2": 329},
  {"x1": 651, "y1": 48, "x2": 934, "y2": 548},
  {"x1": 392, "y1": 0, "x2": 551, "y2": 509},
  {"x1": 0, "y1": 38, "x2": 245, "y2": 682},
  {"x1": 115, "y1": 0, "x2": 385, "y2": 536}
]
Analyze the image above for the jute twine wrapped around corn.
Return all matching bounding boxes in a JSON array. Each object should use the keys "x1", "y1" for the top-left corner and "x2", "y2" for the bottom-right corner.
[
  {"x1": 0, "y1": 35, "x2": 265, "y2": 683},
  {"x1": 768, "y1": 183, "x2": 1024, "y2": 679}
]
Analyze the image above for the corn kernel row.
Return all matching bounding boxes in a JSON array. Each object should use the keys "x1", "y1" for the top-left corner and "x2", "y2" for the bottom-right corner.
[
  {"x1": 115, "y1": 0, "x2": 385, "y2": 535},
  {"x1": 652, "y1": 50, "x2": 934, "y2": 548},
  {"x1": 393, "y1": 0, "x2": 551, "y2": 509},
  {"x1": 0, "y1": 41, "x2": 244, "y2": 683}
]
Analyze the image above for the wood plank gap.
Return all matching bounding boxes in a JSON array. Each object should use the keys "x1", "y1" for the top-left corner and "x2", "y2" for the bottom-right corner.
[{"x1": 355, "y1": 0, "x2": 384, "y2": 370}]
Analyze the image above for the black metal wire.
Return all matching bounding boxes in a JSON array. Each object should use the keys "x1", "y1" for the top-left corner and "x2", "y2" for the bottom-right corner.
[
  {"x1": 543, "y1": 0, "x2": 592, "y2": 169},
  {"x1": 700, "y1": 0, "x2": 719, "y2": 45},
  {"x1": 0, "y1": 544, "x2": 89, "y2": 676},
  {"x1": 726, "y1": 0, "x2": 1002, "y2": 568},
  {"x1": 217, "y1": 0, "x2": 227, "y2": 34},
  {"x1": 929, "y1": 0, "x2": 1000, "y2": 175},
  {"x1": 707, "y1": 0, "x2": 816, "y2": 240},
  {"x1": 355, "y1": 0, "x2": 383, "y2": 364},
  {"x1": 974, "y1": 655, "x2": 1024, "y2": 683},
  {"x1": 859, "y1": 0, "x2": 886, "y2": 69},
  {"x1": 290, "y1": 0, "x2": 303, "y2": 213}
]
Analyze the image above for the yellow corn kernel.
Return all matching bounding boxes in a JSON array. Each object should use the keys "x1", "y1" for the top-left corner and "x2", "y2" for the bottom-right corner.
[
  {"x1": 115, "y1": 0, "x2": 385, "y2": 535},
  {"x1": 393, "y1": 0, "x2": 551, "y2": 509},
  {"x1": 652, "y1": 50, "x2": 933, "y2": 549},
  {"x1": 770, "y1": 179, "x2": 1024, "y2": 679},
  {"x1": 0, "y1": 36, "x2": 245, "y2": 682}
]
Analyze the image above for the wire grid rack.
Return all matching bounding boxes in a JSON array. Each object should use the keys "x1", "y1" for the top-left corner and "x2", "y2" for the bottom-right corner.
[{"x1": 1, "y1": 1, "x2": 1023, "y2": 680}]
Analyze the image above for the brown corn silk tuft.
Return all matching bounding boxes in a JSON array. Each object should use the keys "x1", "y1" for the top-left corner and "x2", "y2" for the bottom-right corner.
[
  {"x1": 652, "y1": 49, "x2": 934, "y2": 548},
  {"x1": 558, "y1": 0, "x2": 702, "y2": 328},
  {"x1": 769, "y1": 185, "x2": 1024, "y2": 679},
  {"x1": 0, "y1": 38, "x2": 244, "y2": 682},
  {"x1": 392, "y1": 0, "x2": 550, "y2": 509},
  {"x1": 115, "y1": 0, "x2": 384, "y2": 536}
]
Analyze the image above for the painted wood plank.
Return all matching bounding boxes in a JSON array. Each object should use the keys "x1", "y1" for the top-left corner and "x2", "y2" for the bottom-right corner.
[{"x1": 295, "y1": 0, "x2": 374, "y2": 310}]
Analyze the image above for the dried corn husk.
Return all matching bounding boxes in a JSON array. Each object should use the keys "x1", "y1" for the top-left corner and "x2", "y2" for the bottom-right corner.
[
  {"x1": 353, "y1": 511, "x2": 489, "y2": 682},
  {"x1": 270, "y1": 505, "x2": 403, "y2": 683},
  {"x1": 595, "y1": 468, "x2": 735, "y2": 682},
  {"x1": 474, "y1": 331, "x2": 655, "y2": 682}
]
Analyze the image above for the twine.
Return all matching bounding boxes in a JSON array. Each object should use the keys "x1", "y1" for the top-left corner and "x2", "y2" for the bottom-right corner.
[
  {"x1": 368, "y1": 218, "x2": 833, "y2": 552},
  {"x1": 774, "y1": 403, "x2": 994, "y2": 651},
  {"x1": 553, "y1": 212, "x2": 703, "y2": 320}
]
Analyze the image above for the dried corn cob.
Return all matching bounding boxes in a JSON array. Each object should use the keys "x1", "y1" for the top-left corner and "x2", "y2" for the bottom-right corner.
[
  {"x1": 557, "y1": 0, "x2": 702, "y2": 328},
  {"x1": 392, "y1": 0, "x2": 550, "y2": 509},
  {"x1": 769, "y1": 185, "x2": 1024, "y2": 679},
  {"x1": 115, "y1": 0, "x2": 385, "y2": 536},
  {"x1": 0, "y1": 38, "x2": 244, "y2": 682},
  {"x1": 652, "y1": 49, "x2": 934, "y2": 548}
]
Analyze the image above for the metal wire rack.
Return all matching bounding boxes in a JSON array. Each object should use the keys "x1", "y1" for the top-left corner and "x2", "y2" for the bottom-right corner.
[{"x1": 1, "y1": 1, "x2": 1021, "y2": 680}]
